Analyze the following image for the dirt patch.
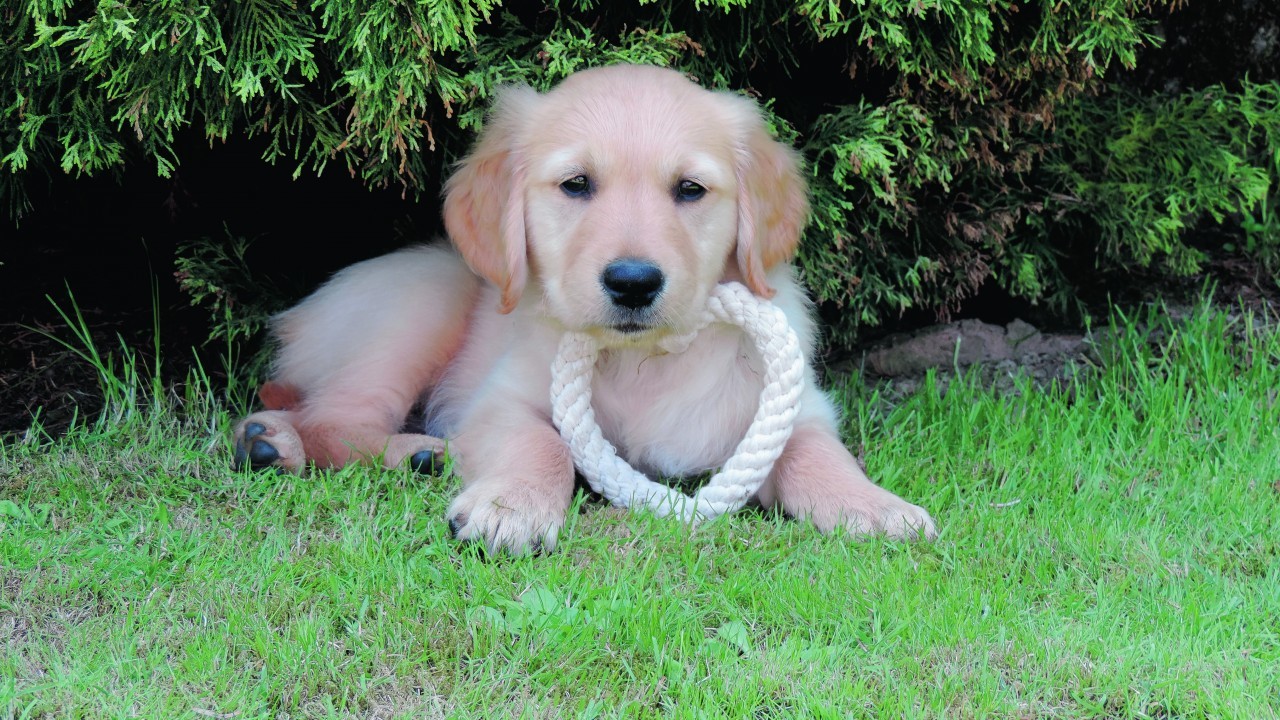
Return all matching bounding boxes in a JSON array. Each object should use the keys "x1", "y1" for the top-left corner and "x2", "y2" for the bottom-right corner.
[
  {"x1": 863, "y1": 318, "x2": 1087, "y2": 378},
  {"x1": 847, "y1": 289, "x2": 1278, "y2": 406},
  {"x1": 843, "y1": 317, "x2": 1097, "y2": 401},
  {"x1": 0, "y1": 320, "x2": 108, "y2": 438}
]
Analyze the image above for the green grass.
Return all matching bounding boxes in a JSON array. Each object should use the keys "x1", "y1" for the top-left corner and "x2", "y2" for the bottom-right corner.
[{"x1": 2, "y1": 300, "x2": 1279, "y2": 719}]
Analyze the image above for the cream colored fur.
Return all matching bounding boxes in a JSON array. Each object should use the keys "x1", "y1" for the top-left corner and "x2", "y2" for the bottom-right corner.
[{"x1": 232, "y1": 65, "x2": 937, "y2": 553}]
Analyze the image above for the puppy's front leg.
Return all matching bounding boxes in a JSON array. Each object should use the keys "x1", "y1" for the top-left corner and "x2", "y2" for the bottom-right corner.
[
  {"x1": 446, "y1": 404, "x2": 575, "y2": 555},
  {"x1": 757, "y1": 422, "x2": 938, "y2": 540}
]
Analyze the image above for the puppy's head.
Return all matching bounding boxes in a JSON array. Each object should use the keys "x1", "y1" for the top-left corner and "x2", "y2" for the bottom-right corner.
[{"x1": 443, "y1": 64, "x2": 808, "y2": 345}]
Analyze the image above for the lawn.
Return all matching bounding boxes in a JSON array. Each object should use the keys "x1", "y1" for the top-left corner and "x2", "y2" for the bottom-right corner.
[{"x1": 2, "y1": 301, "x2": 1278, "y2": 719}]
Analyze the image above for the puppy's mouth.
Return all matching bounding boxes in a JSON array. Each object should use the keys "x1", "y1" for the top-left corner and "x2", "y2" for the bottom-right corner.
[
  {"x1": 590, "y1": 313, "x2": 672, "y2": 347},
  {"x1": 600, "y1": 305, "x2": 664, "y2": 338},
  {"x1": 610, "y1": 322, "x2": 652, "y2": 334},
  {"x1": 583, "y1": 303, "x2": 685, "y2": 347}
]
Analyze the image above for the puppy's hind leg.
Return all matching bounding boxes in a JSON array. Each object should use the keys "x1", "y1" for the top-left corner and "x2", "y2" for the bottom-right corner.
[
  {"x1": 292, "y1": 371, "x2": 452, "y2": 472},
  {"x1": 231, "y1": 246, "x2": 480, "y2": 473}
]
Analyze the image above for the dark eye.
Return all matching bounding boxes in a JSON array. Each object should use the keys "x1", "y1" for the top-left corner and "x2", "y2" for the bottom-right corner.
[
  {"x1": 675, "y1": 179, "x2": 706, "y2": 202},
  {"x1": 560, "y1": 175, "x2": 591, "y2": 198}
]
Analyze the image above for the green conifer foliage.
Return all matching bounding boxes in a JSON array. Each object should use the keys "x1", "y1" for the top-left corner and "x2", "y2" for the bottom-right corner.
[{"x1": 4, "y1": 1, "x2": 1277, "y2": 341}]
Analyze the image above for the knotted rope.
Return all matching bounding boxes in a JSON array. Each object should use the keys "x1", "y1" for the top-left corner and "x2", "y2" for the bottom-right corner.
[{"x1": 550, "y1": 282, "x2": 805, "y2": 523}]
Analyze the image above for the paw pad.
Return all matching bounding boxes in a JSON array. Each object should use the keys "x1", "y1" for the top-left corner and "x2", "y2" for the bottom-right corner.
[
  {"x1": 233, "y1": 423, "x2": 281, "y2": 471},
  {"x1": 409, "y1": 450, "x2": 447, "y2": 476}
]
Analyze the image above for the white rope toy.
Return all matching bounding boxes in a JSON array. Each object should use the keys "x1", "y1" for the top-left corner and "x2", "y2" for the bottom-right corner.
[{"x1": 550, "y1": 282, "x2": 805, "y2": 523}]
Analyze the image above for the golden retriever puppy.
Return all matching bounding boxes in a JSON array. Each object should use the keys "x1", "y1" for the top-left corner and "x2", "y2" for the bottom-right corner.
[{"x1": 232, "y1": 64, "x2": 937, "y2": 553}]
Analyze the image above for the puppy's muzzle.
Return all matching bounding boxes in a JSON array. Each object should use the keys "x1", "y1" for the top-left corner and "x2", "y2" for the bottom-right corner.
[{"x1": 601, "y1": 258, "x2": 664, "y2": 310}]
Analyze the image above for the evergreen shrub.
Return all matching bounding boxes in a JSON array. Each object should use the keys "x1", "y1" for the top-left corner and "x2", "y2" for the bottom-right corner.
[{"x1": 4, "y1": 1, "x2": 1277, "y2": 344}]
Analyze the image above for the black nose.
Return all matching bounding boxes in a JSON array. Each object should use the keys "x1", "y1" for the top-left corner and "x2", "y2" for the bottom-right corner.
[{"x1": 601, "y1": 259, "x2": 665, "y2": 309}]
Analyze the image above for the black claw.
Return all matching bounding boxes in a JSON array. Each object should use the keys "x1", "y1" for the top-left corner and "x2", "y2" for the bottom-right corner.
[
  {"x1": 244, "y1": 422, "x2": 267, "y2": 441},
  {"x1": 447, "y1": 516, "x2": 464, "y2": 538},
  {"x1": 232, "y1": 442, "x2": 249, "y2": 471},
  {"x1": 409, "y1": 450, "x2": 446, "y2": 475},
  {"x1": 247, "y1": 439, "x2": 280, "y2": 467}
]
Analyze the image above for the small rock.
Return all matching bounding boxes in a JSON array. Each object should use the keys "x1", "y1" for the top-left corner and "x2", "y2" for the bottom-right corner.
[{"x1": 863, "y1": 317, "x2": 1091, "y2": 379}]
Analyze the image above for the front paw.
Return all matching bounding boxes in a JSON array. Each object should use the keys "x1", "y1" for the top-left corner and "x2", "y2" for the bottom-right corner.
[
  {"x1": 232, "y1": 412, "x2": 305, "y2": 473},
  {"x1": 807, "y1": 492, "x2": 938, "y2": 541},
  {"x1": 446, "y1": 481, "x2": 569, "y2": 555},
  {"x1": 860, "y1": 497, "x2": 938, "y2": 541}
]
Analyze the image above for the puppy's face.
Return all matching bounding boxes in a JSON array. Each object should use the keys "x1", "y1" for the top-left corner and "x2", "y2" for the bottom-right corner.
[
  {"x1": 521, "y1": 71, "x2": 742, "y2": 343},
  {"x1": 444, "y1": 65, "x2": 808, "y2": 347}
]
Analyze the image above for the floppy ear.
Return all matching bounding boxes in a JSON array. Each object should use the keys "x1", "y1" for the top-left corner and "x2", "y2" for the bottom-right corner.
[
  {"x1": 443, "y1": 86, "x2": 539, "y2": 313},
  {"x1": 730, "y1": 99, "x2": 809, "y2": 298}
]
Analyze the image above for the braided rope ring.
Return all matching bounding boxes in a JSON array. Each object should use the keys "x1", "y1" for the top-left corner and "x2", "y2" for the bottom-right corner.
[{"x1": 550, "y1": 282, "x2": 805, "y2": 523}]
